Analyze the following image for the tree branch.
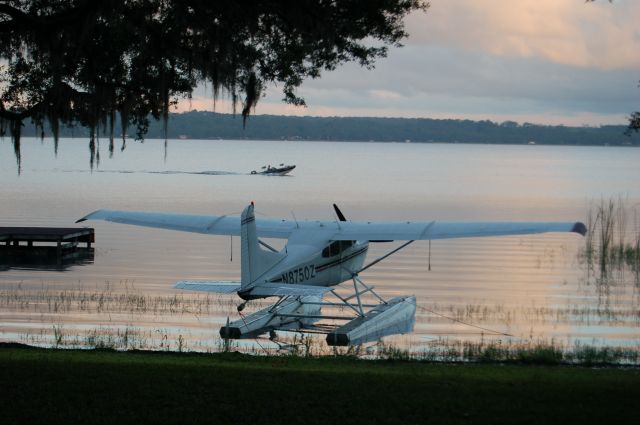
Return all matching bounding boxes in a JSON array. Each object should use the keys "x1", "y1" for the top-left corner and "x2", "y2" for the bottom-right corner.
[
  {"x1": 0, "y1": 1, "x2": 106, "y2": 33},
  {"x1": 0, "y1": 99, "x2": 30, "y2": 120},
  {"x1": 0, "y1": 4, "x2": 35, "y2": 24},
  {"x1": 0, "y1": 81, "x2": 95, "y2": 121}
]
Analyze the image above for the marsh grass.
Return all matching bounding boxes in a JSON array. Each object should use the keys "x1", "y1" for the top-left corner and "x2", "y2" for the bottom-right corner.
[
  {"x1": 288, "y1": 333, "x2": 315, "y2": 357},
  {"x1": 8, "y1": 319, "x2": 640, "y2": 365},
  {"x1": 0, "y1": 283, "x2": 219, "y2": 316},
  {"x1": 376, "y1": 342, "x2": 414, "y2": 361},
  {"x1": 7, "y1": 282, "x2": 638, "y2": 330},
  {"x1": 0, "y1": 280, "x2": 277, "y2": 318},
  {"x1": 261, "y1": 335, "x2": 640, "y2": 365},
  {"x1": 2, "y1": 280, "x2": 639, "y2": 364},
  {"x1": 420, "y1": 302, "x2": 640, "y2": 325},
  {"x1": 386, "y1": 338, "x2": 639, "y2": 365},
  {"x1": 52, "y1": 324, "x2": 64, "y2": 348},
  {"x1": 217, "y1": 333, "x2": 237, "y2": 353},
  {"x1": 581, "y1": 197, "x2": 640, "y2": 284}
]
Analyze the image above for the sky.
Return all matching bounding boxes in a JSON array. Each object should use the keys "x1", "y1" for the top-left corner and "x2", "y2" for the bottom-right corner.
[{"x1": 178, "y1": 0, "x2": 640, "y2": 127}]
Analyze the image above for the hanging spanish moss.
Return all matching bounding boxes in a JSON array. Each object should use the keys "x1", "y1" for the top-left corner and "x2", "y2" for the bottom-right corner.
[
  {"x1": 96, "y1": 138, "x2": 101, "y2": 168},
  {"x1": 164, "y1": 138, "x2": 168, "y2": 163},
  {"x1": 12, "y1": 120, "x2": 21, "y2": 175},
  {"x1": 49, "y1": 115, "x2": 60, "y2": 156},
  {"x1": 89, "y1": 133, "x2": 96, "y2": 172},
  {"x1": 108, "y1": 109, "x2": 115, "y2": 158}
]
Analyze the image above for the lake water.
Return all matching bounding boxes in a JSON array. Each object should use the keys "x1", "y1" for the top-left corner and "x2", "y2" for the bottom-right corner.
[{"x1": 1, "y1": 137, "x2": 639, "y2": 356}]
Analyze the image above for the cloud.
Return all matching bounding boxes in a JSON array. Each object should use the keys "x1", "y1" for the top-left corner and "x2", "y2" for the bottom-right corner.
[
  {"x1": 368, "y1": 89, "x2": 404, "y2": 100},
  {"x1": 288, "y1": 45, "x2": 637, "y2": 116},
  {"x1": 406, "y1": 0, "x2": 640, "y2": 69},
  {"x1": 177, "y1": 1, "x2": 639, "y2": 126}
]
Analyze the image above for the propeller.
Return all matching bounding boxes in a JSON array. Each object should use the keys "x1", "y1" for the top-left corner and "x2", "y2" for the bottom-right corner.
[
  {"x1": 333, "y1": 203, "x2": 347, "y2": 222},
  {"x1": 333, "y1": 203, "x2": 391, "y2": 242}
]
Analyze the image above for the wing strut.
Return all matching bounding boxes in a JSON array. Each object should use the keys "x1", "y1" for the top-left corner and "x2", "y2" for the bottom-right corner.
[
  {"x1": 356, "y1": 240, "x2": 415, "y2": 274},
  {"x1": 259, "y1": 239, "x2": 279, "y2": 253}
]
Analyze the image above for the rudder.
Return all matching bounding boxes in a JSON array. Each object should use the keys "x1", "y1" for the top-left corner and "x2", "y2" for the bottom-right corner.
[{"x1": 240, "y1": 203, "x2": 283, "y2": 288}]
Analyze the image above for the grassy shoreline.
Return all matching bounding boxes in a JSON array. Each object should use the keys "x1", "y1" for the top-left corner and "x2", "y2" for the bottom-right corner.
[{"x1": 1, "y1": 344, "x2": 639, "y2": 424}]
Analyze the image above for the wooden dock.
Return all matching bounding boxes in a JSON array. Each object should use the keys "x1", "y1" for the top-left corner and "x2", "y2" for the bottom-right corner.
[{"x1": 0, "y1": 227, "x2": 94, "y2": 267}]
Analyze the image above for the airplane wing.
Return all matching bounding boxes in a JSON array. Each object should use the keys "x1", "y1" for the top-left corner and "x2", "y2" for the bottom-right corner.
[
  {"x1": 77, "y1": 209, "x2": 296, "y2": 238},
  {"x1": 78, "y1": 209, "x2": 586, "y2": 241},
  {"x1": 328, "y1": 220, "x2": 586, "y2": 241}
]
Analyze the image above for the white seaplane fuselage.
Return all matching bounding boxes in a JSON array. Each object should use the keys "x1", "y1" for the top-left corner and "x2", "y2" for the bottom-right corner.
[
  {"x1": 237, "y1": 207, "x2": 370, "y2": 300},
  {"x1": 240, "y1": 239, "x2": 368, "y2": 300}
]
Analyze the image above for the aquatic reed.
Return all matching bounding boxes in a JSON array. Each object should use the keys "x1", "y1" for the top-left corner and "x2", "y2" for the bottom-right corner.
[{"x1": 580, "y1": 197, "x2": 640, "y2": 283}]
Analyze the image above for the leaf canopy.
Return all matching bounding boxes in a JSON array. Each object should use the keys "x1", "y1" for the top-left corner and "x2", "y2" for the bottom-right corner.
[{"x1": 0, "y1": 0, "x2": 427, "y2": 171}]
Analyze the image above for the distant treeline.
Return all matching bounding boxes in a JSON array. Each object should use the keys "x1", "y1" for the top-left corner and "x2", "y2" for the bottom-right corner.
[{"x1": 25, "y1": 110, "x2": 639, "y2": 146}]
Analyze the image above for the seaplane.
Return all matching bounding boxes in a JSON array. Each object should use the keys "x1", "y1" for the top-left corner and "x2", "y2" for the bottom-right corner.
[{"x1": 77, "y1": 203, "x2": 586, "y2": 346}]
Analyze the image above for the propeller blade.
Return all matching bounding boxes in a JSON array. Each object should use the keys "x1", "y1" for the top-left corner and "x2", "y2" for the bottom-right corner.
[{"x1": 333, "y1": 203, "x2": 347, "y2": 222}]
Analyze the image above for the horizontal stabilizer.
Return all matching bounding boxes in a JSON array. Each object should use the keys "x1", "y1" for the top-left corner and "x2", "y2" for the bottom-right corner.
[
  {"x1": 174, "y1": 281, "x2": 240, "y2": 293},
  {"x1": 248, "y1": 283, "x2": 332, "y2": 298}
]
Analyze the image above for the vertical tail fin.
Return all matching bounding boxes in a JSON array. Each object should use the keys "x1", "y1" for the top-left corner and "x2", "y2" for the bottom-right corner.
[{"x1": 240, "y1": 203, "x2": 283, "y2": 289}]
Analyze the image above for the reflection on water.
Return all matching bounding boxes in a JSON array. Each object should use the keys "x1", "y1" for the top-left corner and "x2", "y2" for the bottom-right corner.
[
  {"x1": 1, "y1": 138, "x2": 639, "y2": 358},
  {"x1": 0, "y1": 247, "x2": 94, "y2": 271},
  {"x1": 63, "y1": 169, "x2": 241, "y2": 176}
]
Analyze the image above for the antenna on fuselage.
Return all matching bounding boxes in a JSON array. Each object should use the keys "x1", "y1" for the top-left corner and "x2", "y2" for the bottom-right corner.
[{"x1": 291, "y1": 210, "x2": 299, "y2": 228}]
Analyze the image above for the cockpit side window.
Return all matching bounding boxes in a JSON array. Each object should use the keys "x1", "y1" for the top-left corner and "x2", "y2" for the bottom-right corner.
[
  {"x1": 322, "y1": 240, "x2": 354, "y2": 257},
  {"x1": 340, "y1": 240, "x2": 354, "y2": 250},
  {"x1": 322, "y1": 242, "x2": 336, "y2": 257}
]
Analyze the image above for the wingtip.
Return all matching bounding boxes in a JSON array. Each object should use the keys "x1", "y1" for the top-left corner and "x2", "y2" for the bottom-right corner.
[
  {"x1": 75, "y1": 209, "x2": 103, "y2": 223},
  {"x1": 571, "y1": 222, "x2": 587, "y2": 236}
]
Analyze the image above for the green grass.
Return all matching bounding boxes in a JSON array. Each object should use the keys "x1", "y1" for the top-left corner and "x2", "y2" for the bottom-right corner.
[{"x1": 1, "y1": 344, "x2": 639, "y2": 425}]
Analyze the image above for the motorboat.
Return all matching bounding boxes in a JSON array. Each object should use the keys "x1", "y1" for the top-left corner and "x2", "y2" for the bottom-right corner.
[{"x1": 250, "y1": 163, "x2": 296, "y2": 176}]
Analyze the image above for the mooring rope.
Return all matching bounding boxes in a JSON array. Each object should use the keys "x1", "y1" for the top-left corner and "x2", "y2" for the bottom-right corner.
[{"x1": 418, "y1": 306, "x2": 515, "y2": 338}]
